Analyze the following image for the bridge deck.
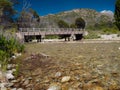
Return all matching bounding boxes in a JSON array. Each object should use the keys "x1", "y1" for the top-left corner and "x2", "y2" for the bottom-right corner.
[{"x1": 20, "y1": 28, "x2": 84, "y2": 36}]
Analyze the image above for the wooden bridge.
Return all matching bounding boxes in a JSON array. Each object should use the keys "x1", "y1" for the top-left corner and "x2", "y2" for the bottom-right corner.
[{"x1": 18, "y1": 28, "x2": 84, "y2": 42}]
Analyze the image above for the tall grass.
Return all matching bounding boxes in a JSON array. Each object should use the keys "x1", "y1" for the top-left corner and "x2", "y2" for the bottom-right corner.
[{"x1": 0, "y1": 33, "x2": 24, "y2": 71}]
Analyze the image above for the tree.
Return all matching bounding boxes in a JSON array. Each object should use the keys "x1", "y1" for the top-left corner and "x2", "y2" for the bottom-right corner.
[
  {"x1": 29, "y1": 8, "x2": 40, "y2": 22},
  {"x1": 75, "y1": 17, "x2": 85, "y2": 29},
  {"x1": 58, "y1": 20, "x2": 69, "y2": 28},
  {"x1": 18, "y1": 9, "x2": 40, "y2": 28},
  {"x1": 0, "y1": 0, "x2": 16, "y2": 25},
  {"x1": 17, "y1": 0, "x2": 40, "y2": 28},
  {"x1": 70, "y1": 24, "x2": 77, "y2": 28},
  {"x1": 114, "y1": 0, "x2": 120, "y2": 30},
  {"x1": 18, "y1": 10, "x2": 33, "y2": 28}
]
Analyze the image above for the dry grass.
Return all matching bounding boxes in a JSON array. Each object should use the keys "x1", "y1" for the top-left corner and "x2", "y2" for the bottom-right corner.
[
  {"x1": 25, "y1": 42, "x2": 120, "y2": 61},
  {"x1": 17, "y1": 42, "x2": 120, "y2": 89}
]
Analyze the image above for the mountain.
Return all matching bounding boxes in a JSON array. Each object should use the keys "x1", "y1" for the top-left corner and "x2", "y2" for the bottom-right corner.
[{"x1": 39, "y1": 8, "x2": 114, "y2": 28}]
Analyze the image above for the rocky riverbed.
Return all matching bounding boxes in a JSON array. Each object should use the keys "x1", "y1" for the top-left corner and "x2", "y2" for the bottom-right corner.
[{"x1": 1, "y1": 42, "x2": 120, "y2": 90}]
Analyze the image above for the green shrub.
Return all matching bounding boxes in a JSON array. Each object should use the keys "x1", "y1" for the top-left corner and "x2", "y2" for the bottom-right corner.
[
  {"x1": 58, "y1": 20, "x2": 69, "y2": 28},
  {"x1": 0, "y1": 34, "x2": 25, "y2": 55},
  {"x1": 16, "y1": 44, "x2": 25, "y2": 53},
  {"x1": 13, "y1": 64, "x2": 20, "y2": 77},
  {"x1": 0, "y1": 50, "x2": 8, "y2": 71},
  {"x1": 84, "y1": 32, "x2": 100, "y2": 39},
  {"x1": 0, "y1": 34, "x2": 25, "y2": 71},
  {"x1": 102, "y1": 28, "x2": 119, "y2": 34}
]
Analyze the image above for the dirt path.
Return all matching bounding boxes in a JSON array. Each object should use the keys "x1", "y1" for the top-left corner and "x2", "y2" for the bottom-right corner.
[{"x1": 41, "y1": 39, "x2": 120, "y2": 43}]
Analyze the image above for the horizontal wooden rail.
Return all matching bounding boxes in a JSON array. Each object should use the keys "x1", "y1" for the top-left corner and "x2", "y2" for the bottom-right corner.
[
  {"x1": 19, "y1": 28, "x2": 84, "y2": 36},
  {"x1": 19, "y1": 28, "x2": 83, "y2": 32}
]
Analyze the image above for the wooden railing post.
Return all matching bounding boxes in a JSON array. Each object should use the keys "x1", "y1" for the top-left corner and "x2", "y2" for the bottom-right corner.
[
  {"x1": 20, "y1": 28, "x2": 22, "y2": 32},
  {"x1": 33, "y1": 28, "x2": 34, "y2": 32}
]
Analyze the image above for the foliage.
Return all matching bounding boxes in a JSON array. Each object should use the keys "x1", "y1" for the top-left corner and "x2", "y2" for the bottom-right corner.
[
  {"x1": 0, "y1": 34, "x2": 24, "y2": 70},
  {"x1": 75, "y1": 17, "x2": 85, "y2": 29},
  {"x1": 17, "y1": 0, "x2": 40, "y2": 28},
  {"x1": 0, "y1": 50, "x2": 8, "y2": 71},
  {"x1": 0, "y1": 35, "x2": 24, "y2": 56},
  {"x1": 94, "y1": 21, "x2": 114, "y2": 29},
  {"x1": 86, "y1": 21, "x2": 117, "y2": 32},
  {"x1": 18, "y1": 9, "x2": 40, "y2": 28},
  {"x1": 102, "y1": 27, "x2": 119, "y2": 35},
  {"x1": 70, "y1": 24, "x2": 77, "y2": 28},
  {"x1": 83, "y1": 32, "x2": 100, "y2": 39},
  {"x1": 114, "y1": 0, "x2": 120, "y2": 30},
  {"x1": 18, "y1": 11, "x2": 32, "y2": 28},
  {"x1": 13, "y1": 64, "x2": 20, "y2": 77},
  {"x1": 0, "y1": 0, "x2": 16, "y2": 27},
  {"x1": 58, "y1": 20, "x2": 69, "y2": 28},
  {"x1": 29, "y1": 8, "x2": 40, "y2": 22}
]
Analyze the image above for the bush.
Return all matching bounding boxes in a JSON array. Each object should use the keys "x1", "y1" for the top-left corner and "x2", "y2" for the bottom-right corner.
[
  {"x1": 84, "y1": 32, "x2": 100, "y2": 39},
  {"x1": 102, "y1": 28, "x2": 119, "y2": 35},
  {"x1": 0, "y1": 35, "x2": 24, "y2": 56},
  {"x1": 0, "y1": 50, "x2": 8, "y2": 71},
  {"x1": 58, "y1": 20, "x2": 69, "y2": 28},
  {"x1": 0, "y1": 34, "x2": 24, "y2": 71}
]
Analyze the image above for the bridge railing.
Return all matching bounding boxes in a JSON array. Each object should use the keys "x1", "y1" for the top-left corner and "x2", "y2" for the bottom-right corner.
[{"x1": 19, "y1": 28, "x2": 83, "y2": 32}]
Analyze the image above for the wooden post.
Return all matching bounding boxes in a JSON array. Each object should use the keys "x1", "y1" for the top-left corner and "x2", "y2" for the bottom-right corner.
[
  {"x1": 68, "y1": 37, "x2": 70, "y2": 41},
  {"x1": 65, "y1": 37, "x2": 67, "y2": 41},
  {"x1": 40, "y1": 36, "x2": 42, "y2": 42}
]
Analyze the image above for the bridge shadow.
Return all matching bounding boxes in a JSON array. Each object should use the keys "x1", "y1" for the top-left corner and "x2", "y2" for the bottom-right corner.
[{"x1": 24, "y1": 34, "x2": 83, "y2": 42}]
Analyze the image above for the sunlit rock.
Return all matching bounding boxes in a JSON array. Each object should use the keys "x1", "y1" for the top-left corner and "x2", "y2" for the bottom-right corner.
[
  {"x1": 5, "y1": 71, "x2": 14, "y2": 80},
  {"x1": 55, "y1": 72, "x2": 62, "y2": 78},
  {"x1": 48, "y1": 83, "x2": 61, "y2": 90},
  {"x1": 61, "y1": 76, "x2": 71, "y2": 83}
]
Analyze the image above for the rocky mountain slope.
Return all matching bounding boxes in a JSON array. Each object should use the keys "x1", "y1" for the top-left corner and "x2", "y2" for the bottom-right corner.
[{"x1": 40, "y1": 8, "x2": 114, "y2": 28}]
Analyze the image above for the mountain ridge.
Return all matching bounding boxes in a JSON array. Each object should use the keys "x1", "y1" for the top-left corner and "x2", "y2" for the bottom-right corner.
[{"x1": 40, "y1": 8, "x2": 114, "y2": 28}]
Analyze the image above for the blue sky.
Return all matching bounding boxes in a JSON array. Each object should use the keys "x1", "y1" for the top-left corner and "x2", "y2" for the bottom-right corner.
[{"x1": 17, "y1": 0, "x2": 116, "y2": 16}]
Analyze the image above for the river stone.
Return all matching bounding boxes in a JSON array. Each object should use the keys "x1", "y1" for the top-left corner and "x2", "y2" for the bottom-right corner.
[
  {"x1": 47, "y1": 83, "x2": 61, "y2": 90},
  {"x1": 61, "y1": 76, "x2": 71, "y2": 83},
  {"x1": 28, "y1": 77, "x2": 32, "y2": 80},
  {"x1": 0, "y1": 83, "x2": 8, "y2": 88},
  {"x1": 118, "y1": 47, "x2": 120, "y2": 50},
  {"x1": 92, "y1": 86, "x2": 103, "y2": 90},
  {"x1": 5, "y1": 70, "x2": 15, "y2": 80},
  {"x1": 17, "y1": 88, "x2": 24, "y2": 90},
  {"x1": 23, "y1": 79, "x2": 29, "y2": 85},
  {"x1": 11, "y1": 80, "x2": 18, "y2": 83},
  {"x1": 7, "y1": 83, "x2": 14, "y2": 87},
  {"x1": 7, "y1": 64, "x2": 13, "y2": 69},
  {"x1": 1, "y1": 87, "x2": 7, "y2": 90},
  {"x1": 55, "y1": 72, "x2": 62, "y2": 77},
  {"x1": 11, "y1": 88, "x2": 17, "y2": 90}
]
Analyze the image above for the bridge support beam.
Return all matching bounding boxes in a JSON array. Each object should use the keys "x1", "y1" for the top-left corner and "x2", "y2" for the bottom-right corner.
[
  {"x1": 75, "y1": 34, "x2": 83, "y2": 40},
  {"x1": 59, "y1": 34, "x2": 71, "y2": 41},
  {"x1": 24, "y1": 35, "x2": 42, "y2": 42},
  {"x1": 36, "y1": 35, "x2": 42, "y2": 42},
  {"x1": 68, "y1": 37, "x2": 70, "y2": 41}
]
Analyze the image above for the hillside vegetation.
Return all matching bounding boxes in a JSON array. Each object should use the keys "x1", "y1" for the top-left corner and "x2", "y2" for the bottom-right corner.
[{"x1": 40, "y1": 8, "x2": 114, "y2": 30}]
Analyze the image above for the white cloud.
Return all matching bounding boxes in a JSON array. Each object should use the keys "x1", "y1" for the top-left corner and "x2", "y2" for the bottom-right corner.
[{"x1": 100, "y1": 10, "x2": 114, "y2": 16}]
